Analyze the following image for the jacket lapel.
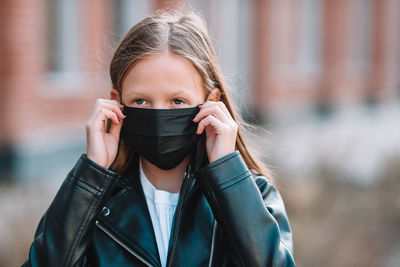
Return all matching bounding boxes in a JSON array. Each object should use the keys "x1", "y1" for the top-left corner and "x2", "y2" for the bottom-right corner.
[
  {"x1": 98, "y1": 159, "x2": 216, "y2": 267},
  {"x1": 99, "y1": 161, "x2": 161, "y2": 266},
  {"x1": 166, "y1": 175, "x2": 216, "y2": 266}
]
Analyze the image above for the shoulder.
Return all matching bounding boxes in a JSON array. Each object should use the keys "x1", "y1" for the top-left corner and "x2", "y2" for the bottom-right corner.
[
  {"x1": 250, "y1": 170, "x2": 270, "y2": 192},
  {"x1": 251, "y1": 172, "x2": 294, "y2": 253},
  {"x1": 250, "y1": 172, "x2": 286, "y2": 207}
]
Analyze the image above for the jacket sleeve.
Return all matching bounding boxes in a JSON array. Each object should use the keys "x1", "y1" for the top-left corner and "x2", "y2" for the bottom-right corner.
[
  {"x1": 22, "y1": 153, "x2": 121, "y2": 267},
  {"x1": 195, "y1": 151, "x2": 296, "y2": 267}
]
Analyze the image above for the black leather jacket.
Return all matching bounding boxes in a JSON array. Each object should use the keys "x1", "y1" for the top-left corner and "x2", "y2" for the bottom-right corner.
[{"x1": 22, "y1": 151, "x2": 295, "y2": 266}]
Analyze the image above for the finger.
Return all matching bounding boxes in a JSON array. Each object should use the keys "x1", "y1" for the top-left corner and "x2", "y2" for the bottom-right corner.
[
  {"x1": 99, "y1": 98, "x2": 124, "y2": 106},
  {"x1": 194, "y1": 100, "x2": 233, "y2": 122},
  {"x1": 193, "y1": 104, "x2": 228, "y2": 123},
  {"x1": 98, "y1": 102, "x2": 126, "y2": 119},
  {"x1": 97, "y1": 98, "x2": 125, "y2": 110},
  {"x1": 215, "y1": 101, "x2": 231, "y2": 118},
  {"x1": 96, "y1": 99, "x2": 125, "y2": 114},
  {"x1": 108, "y1": 117, "x2": 123, "y2": 137},
  {"x1": 95, "y1": 107, "x2": 121, "y2": 126},
  {"x1": 196, "y1": 114, "x2": 222, "y2": 134},
  {"x1": 198, "y1": 101, "x2": 231, "y2": 119}
]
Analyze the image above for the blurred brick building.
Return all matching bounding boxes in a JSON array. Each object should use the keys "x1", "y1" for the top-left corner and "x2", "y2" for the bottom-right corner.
[{"x1": 1, "y1": 0, "x2": 399, "y2": 180}]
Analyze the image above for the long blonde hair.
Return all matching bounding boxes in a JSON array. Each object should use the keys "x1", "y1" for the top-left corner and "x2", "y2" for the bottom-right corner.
[{"x1": 109, "y1": 10, "x2": 272, "y2": 180}]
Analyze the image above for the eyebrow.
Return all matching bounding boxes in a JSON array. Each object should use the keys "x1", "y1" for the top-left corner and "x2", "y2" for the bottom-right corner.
[
  {"x1": 168, "y1": 90, "x2": 195, "y2": 99},
  {"x1": 125, "y1": 89, "x2": 195, "y2": 99}
]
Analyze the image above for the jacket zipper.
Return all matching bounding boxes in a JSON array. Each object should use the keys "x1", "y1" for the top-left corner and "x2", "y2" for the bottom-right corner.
[
  {"x1": 208, "y1": 219, "x2": 217, "y2": 267},
  {"x1": 166, "y1": 167, "x2": 193, "y2": 267},
  {"x1": 95, "y1": 220, "x2": 154, "y2": 267},
  {"x1": 96, "y1": 167, "x2": 215, "y2": 267}
]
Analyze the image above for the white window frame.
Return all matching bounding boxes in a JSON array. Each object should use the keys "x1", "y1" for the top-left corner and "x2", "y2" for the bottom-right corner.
[{"x1": 46, "y1": 0, "x2": 84, "y2": 91}]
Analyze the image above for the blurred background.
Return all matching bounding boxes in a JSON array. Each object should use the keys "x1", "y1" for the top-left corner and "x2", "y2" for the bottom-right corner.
[{"x1": 1, "y1": 0, "x2": 400, "y2": 266}]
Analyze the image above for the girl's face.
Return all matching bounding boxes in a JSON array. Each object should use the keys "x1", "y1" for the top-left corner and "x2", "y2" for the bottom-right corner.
[{"x1": 120, "y1": 51, "x2": 207, "y2": 108}]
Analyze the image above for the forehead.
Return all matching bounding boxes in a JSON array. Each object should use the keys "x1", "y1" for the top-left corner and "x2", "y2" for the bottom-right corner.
[{"x1": 121, "y1": 51, "x2": 206, "y2": 100}]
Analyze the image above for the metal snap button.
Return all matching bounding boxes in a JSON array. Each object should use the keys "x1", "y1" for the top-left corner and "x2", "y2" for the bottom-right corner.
[{"x1": 102, "y1": 206, "x2": 110, "y2": 216}]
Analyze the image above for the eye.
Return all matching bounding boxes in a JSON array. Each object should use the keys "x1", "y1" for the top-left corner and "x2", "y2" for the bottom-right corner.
[
  {"x1": 172, "y1": 98, "x2": 185, "y2": 105},
  {"x1": 133, "y1": 99, "x2": 146, "y2": 105}
]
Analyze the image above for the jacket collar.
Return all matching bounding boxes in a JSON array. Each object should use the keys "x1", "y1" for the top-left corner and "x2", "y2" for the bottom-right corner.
[
  {"x1": 99, "y1": 159, "x2": 161, "y2": 266},
  {"x1": 98, "y1": 156, "x2": 215, "y2": 266}
]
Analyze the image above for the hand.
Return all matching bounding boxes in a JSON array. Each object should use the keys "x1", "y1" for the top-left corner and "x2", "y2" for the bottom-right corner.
[
  {"x1": 85, "y1": 99, "x2": 126, "y2": 169},
  {"x1": 192, "y1": 96, "x2": 238, "y2": 163}
]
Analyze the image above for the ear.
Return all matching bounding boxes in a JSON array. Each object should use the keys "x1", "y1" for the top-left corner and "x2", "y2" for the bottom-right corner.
[
  {"x1": 206, "y1": 88, "x2": 221, "y2": 102},
  {"x1": 110, "y1": 88, "x2": 122, "y2": 103}
]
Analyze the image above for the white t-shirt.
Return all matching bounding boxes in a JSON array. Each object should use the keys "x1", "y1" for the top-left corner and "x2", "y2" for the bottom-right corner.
[{"x1": 139, "y1": 159, "x2": 180, "y2": 267}]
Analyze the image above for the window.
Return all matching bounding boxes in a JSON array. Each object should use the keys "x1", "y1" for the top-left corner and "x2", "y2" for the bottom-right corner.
[
  {"x1": 114, "y1": 0, "x2": 151, "y2": 40},
  {"x1": 46, "y1": 0, "x2": 82, "y2": 83},
  {"x1": 189, "y1": 0, "x2": 253, "y2": 105},
  {"x1": 347, "y1": 0, "x2": 373, "y2": 67},
  {"x1": 294, "y1": 0, "x2": 323, "y2": 73}
]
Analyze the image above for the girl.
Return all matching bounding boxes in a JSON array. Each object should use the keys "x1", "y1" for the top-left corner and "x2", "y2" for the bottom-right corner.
[{"x1": 23, "y1": 11, "x2": 295, "y2": 267}]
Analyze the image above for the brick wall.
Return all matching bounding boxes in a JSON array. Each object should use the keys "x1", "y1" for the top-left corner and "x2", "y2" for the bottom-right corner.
[
  {"x1": 0, "y1": 0, "x2": 399, "y2": 179},
  {"x1": 0, "y1": 0, "x2": 115, "y2": 179},
  {"x1": 251, "y1": 0, "x2": 400, "y2": 118}
]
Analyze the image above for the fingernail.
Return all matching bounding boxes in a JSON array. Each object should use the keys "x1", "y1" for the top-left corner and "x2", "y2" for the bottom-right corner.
[{"x1": 197, "y1": 103, "x2": 203, "y2": 107}]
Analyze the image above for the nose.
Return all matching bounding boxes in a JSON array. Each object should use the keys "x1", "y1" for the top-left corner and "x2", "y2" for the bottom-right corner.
[{"x1": 152, "y1": 102, "x2": 169, "y2": 109}]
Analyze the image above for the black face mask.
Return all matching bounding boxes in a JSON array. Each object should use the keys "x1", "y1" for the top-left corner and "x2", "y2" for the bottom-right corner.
[{"x1": 119, "y1": 105, "x2": 201, "y2": 170}]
